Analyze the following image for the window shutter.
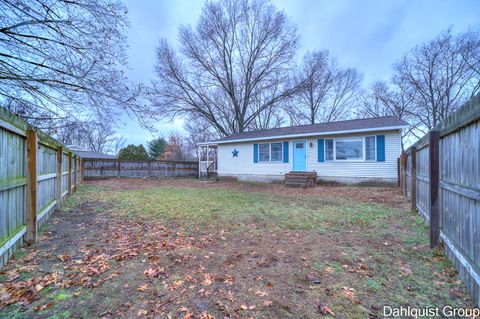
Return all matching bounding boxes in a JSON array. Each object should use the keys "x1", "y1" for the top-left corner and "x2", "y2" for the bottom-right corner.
[
  {"x1": 318, "y1": 139, "x2": 324, "y2": 162},
  {"x1": 283, "y1": 141, "x2": 289, "y2": 163},
  {"x1": 253, "y1": 143, "x2": 258, "y2": 163},
  {"x1": 376, "y1": 135, "x2": 385, "y2": 161}
]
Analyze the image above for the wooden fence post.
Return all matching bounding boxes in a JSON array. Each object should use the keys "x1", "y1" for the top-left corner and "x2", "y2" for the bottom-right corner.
[
  {"x1": 81, "y1": 159, "x2": 85, "y2": 180},
  {"x1": 403, "y1": 154, "x2": 408, "y2": 196},
  {"x1": 56, "y1": 146, "x2": 63, "y2": 209},
  {"x1": 78, "y1": 157, "x2": 82, "y2": 183},
  {"x1": 398, "y1": 156, "x2": 402, "y2": 192},
  {"x1": 173, "y1": 162, "x2": 177, "y2": 178},
  {"x1": 67, "y1": 152, "x2": 72, "y2": 197},
  {"x1": 147, "y1": 161, "x2": 152, "y2": 177},
  {"x1": 429, "y1": 131, "x2": 440, "y2": 248},
  {"x1": 26, "y1": 128, "x2": 37, "y2": 245},
  {"x1": 73, "y1": 155, "x2": 77, "y2": 192},
  {"x1": 397, "y1": 157, "x2": 400, "y2": 187},
  {"x1": 410, "y1": 147, "x2": 417, "y2": 212}
]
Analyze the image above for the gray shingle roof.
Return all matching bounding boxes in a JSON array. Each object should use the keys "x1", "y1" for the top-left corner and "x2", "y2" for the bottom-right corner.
[
  {"x1": 212, "y1": 116, "x2": 408, "y2": 144},
  {"x1": 72, "y1": 150, "x2": 117, "y2": 159}
]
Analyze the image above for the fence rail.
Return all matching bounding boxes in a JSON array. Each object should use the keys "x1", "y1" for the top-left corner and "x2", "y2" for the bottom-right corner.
[
  {"x1": 399, "y1": 94, "x2": 480, "y2": 305},
  {"x1": 82, "y1": 159, "x2": 198, "y2": 178},
  {"x1": 0, "y1": 107, "x2": 81, "y2": 268}
]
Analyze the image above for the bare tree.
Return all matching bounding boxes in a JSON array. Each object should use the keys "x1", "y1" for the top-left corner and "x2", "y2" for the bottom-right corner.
[
  {"x1": 358, "y1": 80, "x2": 421, "y2": 149},
  {"x1": 394, "y1": 28, "x2": 480, "y2": 129},
  {"x1": 0, "y1": 0, "x2": 145, "y2": 129},
  {"x1": 151, "y1": 0, "x2": 300, "y2": 136},
  {"x1": 461, "y1": 30, "x2": 480, "y2": 77},
  {"x1": 55, "y1": 121, "x2": 125, "y2": 155},
  {"x1": 248, "y1": 97, "x2": 288, "y2": 130},
  {"x1": 183, "y1": 116, "x2": 220, "y2": 160},
  {"x1": 288, "y1": 50, "x2": 362, "y2": 124}
]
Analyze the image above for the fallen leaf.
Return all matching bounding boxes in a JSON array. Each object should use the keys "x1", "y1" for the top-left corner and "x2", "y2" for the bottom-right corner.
[
  {"x1": 255, "y1": 290, "x2": 267, "y2": 297},
  {"x1": 203, "y1": 274, "x2": 215, "y2": 286},
  {"x1": 137, "y1": 283, "x2": 149, "y2": 292},
  {"x1": 318, "y1": 304, "x2": 335, "y2": 316},
  {"x1": 34, "y1": 301, "x2": 54, "y2": 312},
  {"x1": 57, "y1": 254, "x2": 70, "y2": 262},
  {"x1": 342, "y1": 287, "x2": 358, "y2": 303},
  {"x1": 224, "y1": 275, "x2": 234, "y2": 285},
  {"x1": 183, "y1": 312, "x2": 194, "y2": 319},
  {"x1": 144, "y1": 267, "x2": 165, "y2": 278},
  {"x1": 324, "y1": 267, "x2": 334, "y2": 273},
  {"x1": 137, "y1": 309, "x2": 148, "y2": 316}
]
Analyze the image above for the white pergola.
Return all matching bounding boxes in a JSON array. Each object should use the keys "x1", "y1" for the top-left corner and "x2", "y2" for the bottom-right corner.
[{"x1": 197, "y1": 143, "x2": 217, "y2": 178}]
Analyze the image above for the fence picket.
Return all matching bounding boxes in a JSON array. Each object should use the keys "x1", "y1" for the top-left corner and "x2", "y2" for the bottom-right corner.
[
  {"x1": 82, "y1": 159, "x2": 198, "y2": 178},
  {"x1": 0, "y1": 107, "x2": 81, "y2": 268},
  {"x1": 399, "y1": 94, "x2": 480, "y2": 305}
]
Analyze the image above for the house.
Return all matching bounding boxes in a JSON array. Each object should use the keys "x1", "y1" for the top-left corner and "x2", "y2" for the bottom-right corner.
[
  {"x1": 197, "y1": 116, "x2": 409, "y2": 184},
  {"x1": 66, "y1": 145, "x2": 117, "y2": 160}
]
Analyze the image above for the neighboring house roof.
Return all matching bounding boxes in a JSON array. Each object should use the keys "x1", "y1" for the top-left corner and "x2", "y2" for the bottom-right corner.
[
  {"x1": 198, "y1": 116, "x2": 409, "y2": 145},
  {"x1": 66, "y1": 144, "x2": 117, "y2": 159},
  {"x1": 66, "y1": 144, "x2": 89, "y2": 152}
]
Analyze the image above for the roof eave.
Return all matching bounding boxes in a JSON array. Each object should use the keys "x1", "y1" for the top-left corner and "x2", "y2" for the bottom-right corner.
[
  {"x1": 196, "y1": 142, "x2": 218, "y2": 146},
  {"x1": 206, "y1": 125, "x2": 408, "y2": 145}
]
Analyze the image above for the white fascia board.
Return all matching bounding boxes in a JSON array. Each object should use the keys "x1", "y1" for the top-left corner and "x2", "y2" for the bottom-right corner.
[
  {"x1": 196, "y1": 142, "x2": 219, "y2": 146},
  {"x1": 198, "y1": 125, "x2": 407, "y2": 145}
]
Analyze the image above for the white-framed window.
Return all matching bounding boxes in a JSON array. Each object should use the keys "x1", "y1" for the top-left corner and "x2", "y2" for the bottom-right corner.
[
  {"x1": 271, "y1": 142, "x2": 283, "y2": 162},
  {"x1": 258, "y1": 142, "x2": 283, "y2": 162},
  {"x1": 324, "y1": 136, "x2": 377, "y2": 162},
  {"x1": 259, "y1": 143, "x2": 270, "y2": 162},
  {"x1": 365, "y1": 136, "x2": 376, "y2": 161}
]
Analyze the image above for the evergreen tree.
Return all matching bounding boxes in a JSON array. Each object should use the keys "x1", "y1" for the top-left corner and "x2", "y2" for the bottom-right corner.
[
  {"x1": 117, "y1": 144, "x2": 150, "y2": 160},
  {"x1": 147, "y1": 138, "x2": 167, "y2": 159}
]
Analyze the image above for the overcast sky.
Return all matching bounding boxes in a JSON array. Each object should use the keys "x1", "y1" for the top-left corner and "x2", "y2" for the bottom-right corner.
[{"x1": 117, "y1": 0, "x2": 480, "y2": 146}]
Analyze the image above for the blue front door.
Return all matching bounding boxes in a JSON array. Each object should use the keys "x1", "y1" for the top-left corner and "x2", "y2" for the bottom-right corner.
[{"x1": 293, "y1": 140, "x2": 306, "y2": 171}]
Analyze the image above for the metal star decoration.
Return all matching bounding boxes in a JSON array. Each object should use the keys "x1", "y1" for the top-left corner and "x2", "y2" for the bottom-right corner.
[{"x1": 232, "y1": 148, "x2": 239, "y2": 157}]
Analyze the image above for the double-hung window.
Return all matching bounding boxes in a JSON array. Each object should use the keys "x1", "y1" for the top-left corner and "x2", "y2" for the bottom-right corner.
[
  {"x1": 270, "y1": 142, "x2": 283, "y2": 162},
  {"x1": 259, "y1": 143, "x2": 270, "y2": 162},
  {"x1": 258, "y1": 142, "x2": 283, "y2": 162}
]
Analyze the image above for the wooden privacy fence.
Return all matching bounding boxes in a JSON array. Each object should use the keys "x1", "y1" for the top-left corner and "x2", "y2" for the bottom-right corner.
[
  {"x1": 82, "y1": 159, "x2": 198, "y2": 178},
  {"x1": 0, "y1": 107, "x2": 81, "y2": 268},
  {"x1": 399, "y1": 94, "x2": 480, "y2": 305}
]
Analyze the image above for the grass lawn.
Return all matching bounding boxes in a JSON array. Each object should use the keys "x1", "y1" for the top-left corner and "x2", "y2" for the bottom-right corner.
[{"x1": 0, "y1": 178, "x2": 475, "y2": 318}]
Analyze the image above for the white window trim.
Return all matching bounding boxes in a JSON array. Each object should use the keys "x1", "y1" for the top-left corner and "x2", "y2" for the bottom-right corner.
[
  {"x1": 324, "y1": 136, "x2": 378, "y2": 162},
  {"x1": 258, "y1": 142, "x2": 284, "y2": 163}
]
